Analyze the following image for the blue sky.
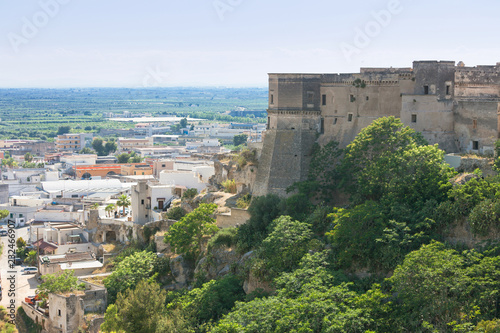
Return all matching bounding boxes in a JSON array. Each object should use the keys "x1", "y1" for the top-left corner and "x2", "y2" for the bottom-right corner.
[{"x1": 0, "y1": 0, "x2": 499, "y2": 88}]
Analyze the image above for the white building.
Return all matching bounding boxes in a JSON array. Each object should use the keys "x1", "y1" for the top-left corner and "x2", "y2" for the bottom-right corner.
[
  {"x1": 60, "y1": 154, "x2": 98, "y2": 167},
  {"x1": 0, "y1": 196, "x2": 50, "y2": 226},
  {"x1": 33, "y1": 222, "x2": 94, "y2": 255},
  {"x1": 159, "y1": 167, "x2": 214, "y2": 193},
  {"x1": 40, "y1": 179, "x2": 134, "y2": 200}
]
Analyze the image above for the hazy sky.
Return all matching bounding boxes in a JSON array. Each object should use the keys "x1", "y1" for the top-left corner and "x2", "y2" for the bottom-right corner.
[{"x1": 1, "y1": 0, "x2": 499, "y2": 88}]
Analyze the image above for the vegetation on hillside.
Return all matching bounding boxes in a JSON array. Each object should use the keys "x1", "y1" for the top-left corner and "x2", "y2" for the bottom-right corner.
[{"x1": 99, "y1": 116, "x2": 500, "y2": 332}]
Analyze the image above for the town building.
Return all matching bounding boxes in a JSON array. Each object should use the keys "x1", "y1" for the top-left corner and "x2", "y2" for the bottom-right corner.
[{"x1": 55, "y1": 133, "x2": 93, "y2": 152}]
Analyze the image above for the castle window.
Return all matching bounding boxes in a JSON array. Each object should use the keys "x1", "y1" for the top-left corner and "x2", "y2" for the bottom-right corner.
[
  {"x1": 472, "y1": 141, "x2": 479, "y2": 150},
  {"x1": 320, "y1": 118, "x2": 324, "y2": 134},
  {"x1": 333, "y1": 118, "x2": 338, "y2": 125},
  {"x1": 270, "y1": 94, "x2": 274, "y2": 104},
  {"x1": 473, "y1": 119, "x2": 477, "y2": 129},
  {"x1": 366, "y1": 96, "x2": 369, "y2": 101},
  {"x1": 307, "y1": 92, "x2": 314, "y2": 104},
  {"x1": 350, "y1": 94, "x2": 355, "y2": 102},
  {"x1": 411, "y1": 114, "x2": 417, "y2": 123},
  {"x1": 347, "y1": 113, "x2": 353, "y2": 122},
  {"x1": 58, "y1": 309, "x2": 61, "y2": 316},
  {"x1": 424, "y1": 85, "x2": 429, "y2": 95},
  {"x1": 446, "y1": 85, "x2": 451, "y2": 95},
  {"x1": 322, "y1": 94, "x2": 327, "y2": 106},
  {"x1": 141, "y1": 199, "x2": 144, "y2": 205}
]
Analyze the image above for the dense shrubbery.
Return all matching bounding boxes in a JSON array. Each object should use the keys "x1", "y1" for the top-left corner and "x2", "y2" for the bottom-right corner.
[
  {"x1": 207, "y1": 228, "x2": 239, "y2": 251},
  {"x1": 166, "y1": 206, "x2": 186, "y2": 220},
  {"x1": 101, "y1": 117, "x2": 500, "y2": 332}
]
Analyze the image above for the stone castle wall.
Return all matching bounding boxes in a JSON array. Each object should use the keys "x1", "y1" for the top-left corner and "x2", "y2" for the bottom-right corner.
[{"x1": 256, "y1": 61, "x2": 500, "y2": 197}]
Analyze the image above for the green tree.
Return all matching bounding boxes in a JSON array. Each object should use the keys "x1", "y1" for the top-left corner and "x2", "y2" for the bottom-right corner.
[
  {"x1": 24, "y1": 152, "x2": 33, "y2": 163},
  {"x1": 37, "y1": 270, "x2": 84, "y2": 300},
  {"x1": 104, "y1": 141, "x2": 117, "y2": 155},
  {"x1": 129, "y1": 153, "x2": 142, "y2": 163},
  {"x1": 16, "y1": 237, "x2": 26, "y2": 249},
  {"x1": 104, "y1": 250, "x2": 158, "y2": 304},
  {"x1": 2, "y1": 157, "x2": 18, "y2": 168},
  {"x1": 236, "y1": 194, "x2": 284, "y2": 252},
  {"x1": 0, "y1": 210, "x2": 9, "y2": 220},
  {"x1": 166, "y1": 206, "x2": 186, "y2": 220},
  {"x1": 101, "y1": 280, "x2": 166, "y2": 333},
  {"x1": 274, "y1": 250, "x2": 346, "y2": 299},
  {"x1": 165, "y1": 203, "x2": 218, "y2": 261},
  {"x1": 173, "y1": 275, "x2": 245, "y2": 325},
  {"x1": 92, "y1": 137, "x2": 106, "y2": 156},
  {"x1": 57, "y1": 125, "x2": 71, "y2": 135},
  {"x1": 79, "y1": 147, "x2": 95, "y2": 154},
  {"x1": 105, "y1": 203, "x2": 116, "y2": 217},
  {"x1": 338, "y1": 116, "x2": 453, "y2": 208},
  {"x1": 233, "y1": 134, "x2": 248, "y2": 146},
  {"x1": 327, "y1": 201, "x2": 387, "y2": 270},
  {"x1": 256, "y1": 216, "x2": 314, "y2": 279},
  {"x1": 388, "y1": 242, "x2": 471, "y2": 331},
  {"x1": 211, "y1": 284, "x2": 388, "y2": 333},
  {"x1": 116, "y1": 152, "x2": 130, "y2": 163},
  {"x1": 0, "y1": 306, "x2": 17, "y2": 333},
  {"x1": 182, "y1": 188, "x2": 198, "y2": 200},
  {"x1": 116, "y1": 194, "x2": 131, "y2": 216},
  {"x1": 24, "y1": 250, "x2": 37, "y2": 266},
  {"x1": 180, "y1": 118, "x2": 188, "y2": 128}
]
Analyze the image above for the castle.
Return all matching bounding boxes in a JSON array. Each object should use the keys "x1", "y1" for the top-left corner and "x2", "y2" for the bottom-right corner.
[{"x1": 253, "y1": 60, "x2": 500, "y2": 197}]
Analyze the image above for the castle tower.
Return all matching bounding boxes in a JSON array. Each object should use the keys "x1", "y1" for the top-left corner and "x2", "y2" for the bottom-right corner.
[{"x1": 252, "y1": 74, "x2": 322, "y2": 197}]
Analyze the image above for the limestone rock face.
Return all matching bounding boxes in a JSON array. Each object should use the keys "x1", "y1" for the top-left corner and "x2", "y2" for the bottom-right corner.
[
  {"x1": 451, "y1": 173, "x2": 479, "y2": 186},
  {"x1": 194, "y1": 246, "x2": 240, "y2": 281},
  {"x1": 180, "y1": 201, "x2": 194, "y2": 213},
  {"x1": 243, "y1": 271, "x2": 274, "y2": 295},
  {"x1": 170, "y1": 255, "x2": 193, "y2": 288}
]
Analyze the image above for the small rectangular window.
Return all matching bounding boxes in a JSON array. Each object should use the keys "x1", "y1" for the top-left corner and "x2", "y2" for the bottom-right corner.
[
  {"x1": 347, "y1": 114, "x2": 353, "y2": 122},
  {"x1": 473, "y1": 119, "x2": 477, "y2": 129},
  {"x1": 10, "y1": 213, "x2": 13, "y2": 218},
  {"x1": 350, "y1": 94, "x2": 355, "y2": 102},
  {"x1": 424, "y1": 85, "x2": 429, "y2": 95},
  {"x1": 161, "y1": 164, "x2": 165, "y2": 167},
  {"x1": 333, "y1": 118, "x2": 338, "y2": 125},
  {"x1": 71, "y1": 194, "x2": 78, "y2": 198},
  {"x1": 472, "y1": 141, "x2": 479, "y2": 150},
  {"x1": 320, "y1": 118, "x2": 324, "y2": 134},
  {"x1": 141, "y1": 199, "x2": 144, "y2": 205},
  {"x1": 270, "y1": 94, "x2": 274, "y2": 104},
  {"x1": 307, "y1": 92, "x2": 314, "y2": 104},
  {"x1": 446, "y1": 85, "x2": 451, "y2": 95},
  {"x1": 322, "y1": 94, "x2": 327, "y2": 106},
  {"x1": 58, "y1": 309, "x2": 61, "y2": 316},
  {"x1": 411, "y1": 114, "x2": 417, "y2": 123},
  {"x1": 366, "y1": 96, "x2": 369, "y2": 101}
]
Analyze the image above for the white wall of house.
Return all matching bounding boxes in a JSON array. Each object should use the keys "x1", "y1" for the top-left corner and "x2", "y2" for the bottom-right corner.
[
  {"x1": 193, "y1": 166, "x2": 215, "y2": 183},
  {"x1": 202, "y1": 139, "x2": 220, "y2": 147},
  {"x1": 150, "y1": 185, "x2": 175, "y2": 210},
  {"x1": 61, "y1": 154, "x2": 97, "y2": 166},
  {"x1": 34, "y1": 211, "x2": 83, "y2": 223},
  {"x1": 159, "y1": 171, "x2": 208, "y2": 192},
  {"x1": 55, "y1": 243, "x2": 95, "y2": 255},
  {"x1": 45, "y1": 171, "x2": 59, "y2": 181}
]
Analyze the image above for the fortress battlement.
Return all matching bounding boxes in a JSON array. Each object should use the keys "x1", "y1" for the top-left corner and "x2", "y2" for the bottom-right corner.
[{"x1": 254, "y1": 60, "x2": 500, "y2": 197}]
